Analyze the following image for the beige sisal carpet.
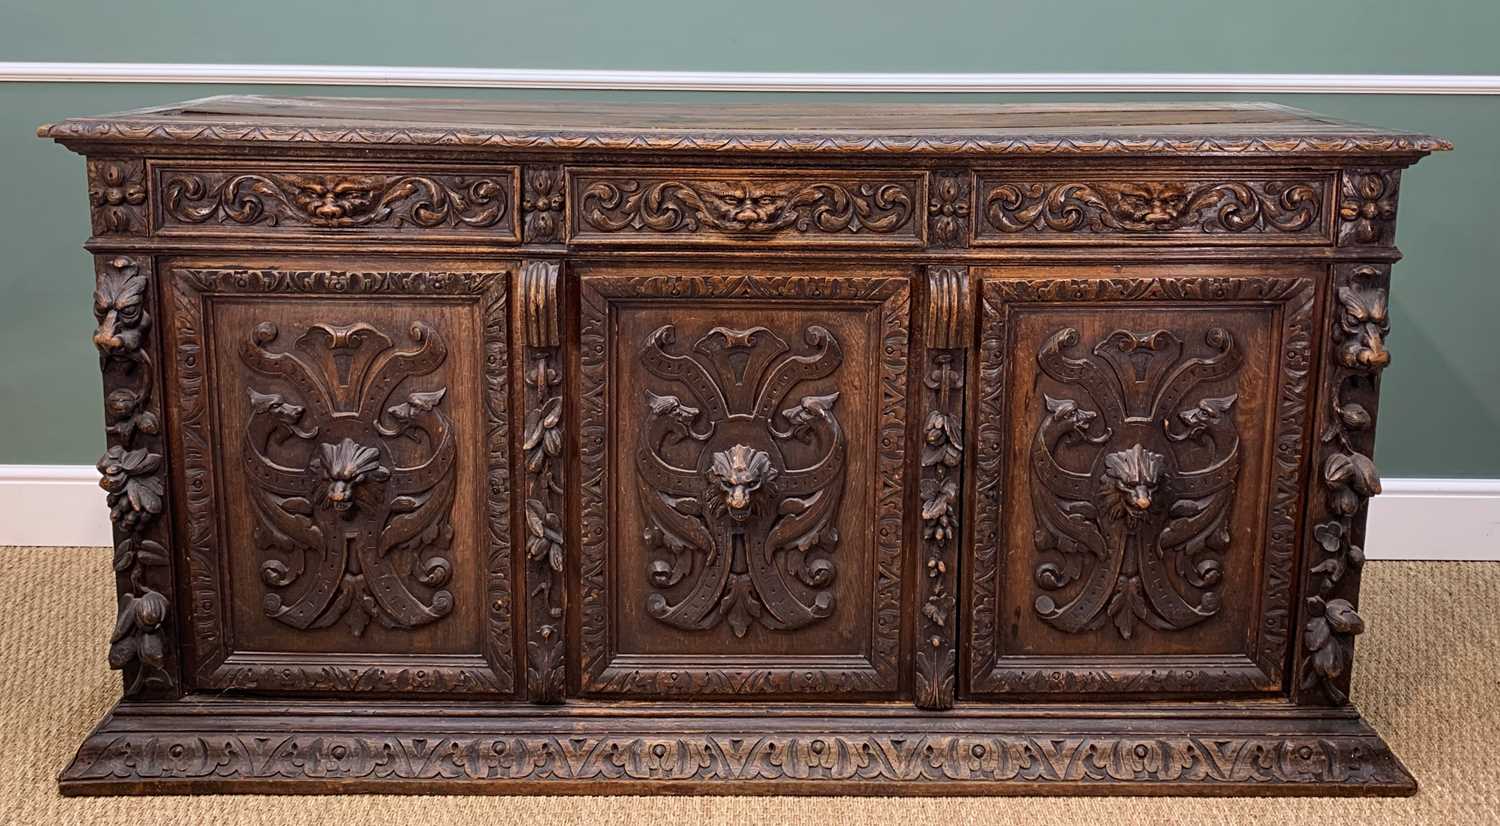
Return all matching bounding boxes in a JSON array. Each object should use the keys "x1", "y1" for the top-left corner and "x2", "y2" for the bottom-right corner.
[{"x1": 2, "y1": 547, "x2": 1496, "y2": 824}]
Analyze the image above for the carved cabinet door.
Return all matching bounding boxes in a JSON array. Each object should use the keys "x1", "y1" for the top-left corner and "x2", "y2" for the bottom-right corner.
[
  {"x1": 575, "y1": 264, "x2": 912, "y2": 698},
  {"x1": 163, "y1": 258, "x2": 517, "y2": 696},
  {"x1": 966, "y1": 264, "x2": 1318, "y2": 698}
]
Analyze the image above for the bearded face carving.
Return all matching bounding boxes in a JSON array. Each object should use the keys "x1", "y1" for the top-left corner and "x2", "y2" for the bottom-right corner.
[
  {"x1": 1111, "y1": 182, "x2": 1191, "y2": 226},
  {"x1": 1336, "y1": 283, "x2": 1391, "y2": 370},
  {"x1": 283, "y1": 175, "x2": 381, "y2": 224},
  {"x1": 698, "y1": 180, "x2": 801, "y2": 231}
]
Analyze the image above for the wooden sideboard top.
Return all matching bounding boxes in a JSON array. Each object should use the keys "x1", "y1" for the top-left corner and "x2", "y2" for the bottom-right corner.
[{"x1": 41, "y1": 95, "x2": 1450, "y2": 158}]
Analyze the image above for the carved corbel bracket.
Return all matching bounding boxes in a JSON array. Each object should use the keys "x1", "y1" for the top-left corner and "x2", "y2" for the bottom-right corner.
[
  {"x1": 521, "y1": 260, "x2": 566, "y2": 703},
  {"x1": 93, "y1": 254, "x2": 179, "y2": 697},
  {"x1": 1337, "y1": 169, "x2": 1400, "y2": 247},
  {"x1": 915, "y1": 266, "x2": 970, "y2": 710},
  {"x1": 1298, "y1": 262, "x2": 1391, "y2": 704}
]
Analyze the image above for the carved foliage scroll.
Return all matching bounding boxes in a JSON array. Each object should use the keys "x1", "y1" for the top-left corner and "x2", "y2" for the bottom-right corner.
[
  {"x1": 572, "y1": 170, "x2": 923, "y2": 245},
  {"x1": 156, "y1": 165, "x2": 520, "y2": 240},
  {"x1": 914, "y1": 266, "x2": 969, "y2": 710},
  {"x1": 1299, "y1": 263, "x2": 1391, "y2": 704},
  {"x1": 171, "y1": 267, "x2": 514, "y2": 694},
  {"x1": 579, "y1": 274, "x2": 909, "y2": 695},
  {"x1": 94, "y1": 255, "x2": 177, "y2": 697},
  {"x1": 1027, "y1": 327, "x2": 1242, "y2": 640},
  {"x1": 87, "y1": 159, "x2": 148, "y2": 235},
  {"x1": 970, "y1": 275, "x2": 1313, "y2": 695},
  {"x1": 239, "y1": 321, "x2": 458, "y2": 637},
  {"x1": 975, "y1": 175, "x2": 1329, "y2": 243},
  {"x1": 61, "y1": 728, "x2": 1413, "y2": 791},
  {"x1": 521, "y1": 261, "x2": 565, "y2": 703},
  {"x1": 1337, "y1": 169, "x2": 1400, "y2": 247},
  {"x1": 635, "y1": 325, "x2": 848, "y2": 639}
]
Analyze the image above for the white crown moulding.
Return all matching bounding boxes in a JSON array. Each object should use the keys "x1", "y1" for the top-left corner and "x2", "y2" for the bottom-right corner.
[{"x1": 2, "y1": 62, "x2": 1499, "y2": 94}]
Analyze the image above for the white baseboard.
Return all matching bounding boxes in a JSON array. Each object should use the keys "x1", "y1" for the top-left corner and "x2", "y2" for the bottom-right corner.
[
  {"x1": 0, "y1": 465, "x2": 1494, "y2": 559},
  {"x1": 1, "y1": 63, "x2": 1499, "y2": 94}
]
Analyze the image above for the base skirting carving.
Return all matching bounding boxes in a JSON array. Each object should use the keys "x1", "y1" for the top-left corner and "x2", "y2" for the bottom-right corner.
[{"x1": 58, "y1": 701, "x2": 1415, "y2": 796}]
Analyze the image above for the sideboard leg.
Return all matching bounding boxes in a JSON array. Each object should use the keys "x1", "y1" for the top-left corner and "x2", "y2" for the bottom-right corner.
[
  {"x1": 521, "y1": 260, "x2": 567, "y2": 704},
  {"x1": 914, "y1": 266, "x2": 971, "y2": 710}
]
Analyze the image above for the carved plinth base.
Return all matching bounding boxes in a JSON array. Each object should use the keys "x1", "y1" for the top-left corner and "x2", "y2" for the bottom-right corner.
[{"x1": 59, "y1": 700, "x2": 1414, "y2": 796}]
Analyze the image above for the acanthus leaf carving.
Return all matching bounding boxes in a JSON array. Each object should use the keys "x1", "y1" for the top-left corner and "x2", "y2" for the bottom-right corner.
[
  {"x1": 159, "y1": 168, "x2": 513, "y2": 233},
  {"x1": 636, "y1": 325, "x2": 846, "y2": 639},
  {"x1": 575, "y1": 174, "x2": 919, "y2": 241},
  {"x1": 93, "y1": 255, "x2": 176, "y2": 696},
  {"x1": 241, "y1": 320, "x2": 457, "y2": 637},
  {"x1": 1300, "y1": 263, "x2": 1391, "y2": 705},
  {"x1": 978, "y1": 177, "x2": 1326, "y2": 241},
  {"x1": 521, "y1": 260, "x2": 566, "y2": 704},
  {"x1": 173, "y1": 267, "x2": 514, "y2": 694},
  {"x1": 1028, "y1": 327, "x2": 1243, "y2": 640}
]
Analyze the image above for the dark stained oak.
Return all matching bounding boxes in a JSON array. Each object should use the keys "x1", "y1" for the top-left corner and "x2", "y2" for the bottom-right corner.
[{"x1": 45, "y1": 98, "x2": 1446, "y2": 796}]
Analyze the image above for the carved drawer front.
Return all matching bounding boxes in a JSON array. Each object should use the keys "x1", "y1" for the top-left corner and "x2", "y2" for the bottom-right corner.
[
  {"x1": 152, "y1": 162, "x2": 522, "y2": 243},
  {"x1": 163, "y1": 259, "x2": 517, "y2": 695},
  {"x1": 972, "y1": 171, "x2": 1335, "y2": 245},
  {"x1": 966, "y1": 265, "x2": 1318, "y2": 697},
  {"x1": 576, "y1": 265, "x2": 911, "y2": 698},
  {"x1": 568, "y1": 168, "x2": 926, "y2": 247}
]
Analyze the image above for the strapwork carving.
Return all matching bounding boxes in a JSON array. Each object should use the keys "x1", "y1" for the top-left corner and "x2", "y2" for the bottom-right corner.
[
  {"x1": 1030, "y1": 327, "x2": 1244, "y2": 639},
  {"x1": 241, "y1": 320, "x2": 457, "y2": 637},
  {"x1": 636, "y1": 324, "x2": 847, "y2": 638}
]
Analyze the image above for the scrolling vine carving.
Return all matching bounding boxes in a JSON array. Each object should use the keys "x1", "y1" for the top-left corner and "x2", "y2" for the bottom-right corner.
[
  {"x1": 575, "y1": 174, "x2": 919, "y2": 241},
  {"x1": 170, "y1": 267, "x2": 514, "y2": 694},
  {"x1": 94, "y1": 255, "x2": 176, "y2": 697},
  {"x1": 1300, "y1": 264, "x2": 1391, "y2": 704},
  {"x1": 521, "y1": 261, "x2": 565, "y2": 703},
  {"x1": 159, "y1": 169, "x2": 513, "y2": 232},
  {"x1": 241, "y1": 320, "x2": 458, "y2": 637},
  {"x1": 977, "y1": 177, "x2": 1325, "y2": 241},
  {"x1": 636, "y1": 324, "x2": 848, "y2": 638},
  {"x1": 1029, "y1": 327, "x2": 1243, "y2": 639}
]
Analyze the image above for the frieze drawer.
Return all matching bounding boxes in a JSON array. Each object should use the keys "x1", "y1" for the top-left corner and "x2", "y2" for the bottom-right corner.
[
  {"x1": 151, "y1": 161, "x2": 522, "y2": 243},
  {"x1": 972, "y1": 171, "x2": 1336, "y2": 245},
  {"x1": 42, "y1": 96, "x2": 1448, "y2": 797},
  {"x1": 568, "y1": 167, "x2": 927, "y2": 247}
]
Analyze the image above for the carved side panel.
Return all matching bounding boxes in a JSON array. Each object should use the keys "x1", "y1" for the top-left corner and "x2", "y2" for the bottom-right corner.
[
  {"x1": 87, "y1": 159, "x2": 148, "y2": 236},
  {"x1": 914, "y1": 266, "x2": 970, "y2": 710},
  {"x1": 1295, "y1": 262, "x2": 1392, "y2": 705},
  {"x1": 93, "y1": 255, "x2": 179, "y2": 698},
  {"x1": 570, "y1": 169, "x2": 926, "y2": 246},
  {"x1": 520, "y1": 261, "x2": 566, "y2": 704},
  {"x1": 577, "y1": 269, "x2": 910, "y2": 697},
  {"x1": 974, "y1": 173, "x2": 1332, "y2": 245},
  {"x1": 168, "y1": 265, "x2": 515, "y2": 694},
  {"x1": 968, "y1": 270, "x2": 1314, "y2": 696},
  {"x1": 153, "y1": 162, "x2": 521, "y2": 242}
]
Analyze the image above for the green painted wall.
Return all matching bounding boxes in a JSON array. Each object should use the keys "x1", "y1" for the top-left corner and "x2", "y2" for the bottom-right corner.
[{"x1": 3, "y1": 2, "x2": 1497, "y2": 476}]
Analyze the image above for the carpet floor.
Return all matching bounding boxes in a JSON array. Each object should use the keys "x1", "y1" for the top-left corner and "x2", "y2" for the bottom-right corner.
[{"x1": 2, "y1": 547, "x2": 1496, "y2": 825}]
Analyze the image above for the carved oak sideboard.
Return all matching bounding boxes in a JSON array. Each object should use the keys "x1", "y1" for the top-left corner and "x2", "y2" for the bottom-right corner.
[{"x1": 41, "y1": 97, "x2": 1448, "y2": 796}]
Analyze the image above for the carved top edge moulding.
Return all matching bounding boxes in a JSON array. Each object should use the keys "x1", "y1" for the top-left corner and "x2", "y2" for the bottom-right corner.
[{"x1": 41, "y1": 97, "x2": 1451, "y2": 158}]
